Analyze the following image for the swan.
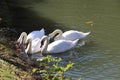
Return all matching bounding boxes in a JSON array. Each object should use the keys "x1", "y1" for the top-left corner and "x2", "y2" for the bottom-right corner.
[
  {"x1": 15, "y1": 28, "x2": 45, "y2": 52},
  {"x1": 27, "y1": 28, "x2": 45, "y2": 40},
  {"x1": 39, "y1": 36, "x2": 79, "y2": 54},
  {"x1": 24, "y1": 38, "x2": 44, "y2": 59},
  {"x1": 48, "y1": 29, "x2": 90, "y2": 41},
  {"x1": 16, "y1": 28, "x2": 45, "y2": 44},
  {"x1": 25, "y1": 38, "x2": 42, "y2": 54}
]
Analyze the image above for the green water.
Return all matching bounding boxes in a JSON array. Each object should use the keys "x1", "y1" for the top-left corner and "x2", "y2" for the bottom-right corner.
[{"x1": 7, "y1": 0, "x2": 120, "y2": 80}]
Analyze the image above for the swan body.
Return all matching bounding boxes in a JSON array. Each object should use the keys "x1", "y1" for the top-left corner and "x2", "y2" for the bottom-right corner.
[
  {"x1": 15, "y1": 28, "x2": 45, "y2": 52},
  {"x1": 40, "y1": 36, "x2": 79, "y2": 54},
  {"x1": 25, "y1": 38, "x2": 42, "y2": 54},
  {"x1": 24, "y1": 37, "x2": 49, "y2": 59},
  {"x1": 16, "y1": 28, "x2": 45, "y2": 44},
  {"x1": 62, "y1": 30, "x2": 90, "y2": 41},
  {"x1": 49, "y1": 29, "x2": 90, "y2": 41},
  {"x1": 47, "y1": 39, "x2": 79, "y2": 53},
  {"x1": 27, "y1": 28, "x2": 45, "y2": 40}
]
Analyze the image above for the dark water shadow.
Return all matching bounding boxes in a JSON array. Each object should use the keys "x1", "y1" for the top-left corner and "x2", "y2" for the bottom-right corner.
[
  {"x1": 5, "y1": 0, "x2": 65, "y2": 36},
  {"x1": 0, "y1": 0, "x2": 65, "y2": 73},
  {"x1": 10, "y1": 7, "x2": 63, "y2": 34},
  {"x1": 6, "y1": 0, "x2": 47, "y2": 6}
]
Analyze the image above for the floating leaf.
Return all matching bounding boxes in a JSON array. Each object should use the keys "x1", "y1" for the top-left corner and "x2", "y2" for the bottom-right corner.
[{"x1": 85, "y1": 21, "x2": 94, "y2": 26}]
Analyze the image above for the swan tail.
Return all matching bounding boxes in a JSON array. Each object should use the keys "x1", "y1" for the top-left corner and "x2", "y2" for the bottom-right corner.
[
  {"x1": 84, "y1": 32, "x2": 91, "y2": 36},
  {"x1": 73, "y1": 39, "x2": 79, "y2": 45},
  {"x1": 85, "y1": 32, "x2": 91, "y2": 35},
  {"x1": 40, "y1": 28, "x2": 45, "y2": 35}
]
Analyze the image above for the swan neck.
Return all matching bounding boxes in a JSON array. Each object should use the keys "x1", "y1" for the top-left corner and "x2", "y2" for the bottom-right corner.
[
  {"x1": 25, "y1": 39, "x2": 32, "y2": 54},
  {"x1": 41, "y1": 36, "x2": 49, "y2": 53},
  {"x1": 56, "y1": 31, "x2": 62, "y2": 40},
  {"x1": 17, "y1": 32, "x2": 27, "y2": 44},
  {"x1": 49, "y1": 29, "x2": 63, "y2": 40}
]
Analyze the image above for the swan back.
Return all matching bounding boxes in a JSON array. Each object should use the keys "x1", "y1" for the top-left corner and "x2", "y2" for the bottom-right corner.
[
  {"x1": 47, "y1": 39, "x2": 79, "y2": 53},
  {"x1": 62, "y1": 30, "x2": 90, "y2": 41},
  {"x1": 27, "y1": 28, "x2": 45, "y2": 40}
]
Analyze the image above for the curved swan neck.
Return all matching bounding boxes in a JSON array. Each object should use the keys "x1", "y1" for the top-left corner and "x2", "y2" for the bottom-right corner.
[
  {"x1": 17, "y1": 32, "x2": 27, "y2": 44},
  {"x1": 40, "y1": 36, "x2": 49, "y2": 53},
  {"x1": 25, "y1": 39, "x2": 32, "y2": 54},
  {"x1": 49, "y1": 29, "x2": 63, "y2": 40}
]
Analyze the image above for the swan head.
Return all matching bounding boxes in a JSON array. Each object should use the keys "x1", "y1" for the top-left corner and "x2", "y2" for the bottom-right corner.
[
  {"x1": 15, "y1": 32, "x2": 27, "y2": 51},
  {"x1": 14, "y1": 41, "x2": 21, "y2": 50}
]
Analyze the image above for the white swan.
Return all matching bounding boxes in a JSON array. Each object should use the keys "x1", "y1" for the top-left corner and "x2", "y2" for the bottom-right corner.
[
  {"x1": 25, "y1": 38, "x2": 42, "y2": 54},
  {"x1": 24, "y1": 38, "x2": 44, "y2": 59},
  {"x1": 48, "y1": 29, "x2": 90, "y2": 41},
  {"x1": 16, "y1": 28, "x2": 45, "y2": 44},
  {"x1": 27, "y1": 28, "x2": 45, "y2": 40},
  {"x1": 39, "y1": 36, "x2": 79, "y2": 54}
]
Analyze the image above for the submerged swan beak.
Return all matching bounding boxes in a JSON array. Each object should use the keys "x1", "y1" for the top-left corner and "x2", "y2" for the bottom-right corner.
[
  {"x1": 14, "y1": 41, "x2": 20, "y2": 49},
  {"x1": 14, "y1": 38, "x2": 27, "y2": 53}
]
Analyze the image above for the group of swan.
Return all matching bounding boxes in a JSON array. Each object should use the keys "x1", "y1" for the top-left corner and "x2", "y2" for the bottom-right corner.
[{"x1": 16, "y1": 28, "x2": 90, "y2": 57}]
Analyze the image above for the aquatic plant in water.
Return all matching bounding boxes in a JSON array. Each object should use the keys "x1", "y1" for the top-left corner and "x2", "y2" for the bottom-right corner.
[{"x1": 32, "y1": 55, "x2": 74, "y2": 80}]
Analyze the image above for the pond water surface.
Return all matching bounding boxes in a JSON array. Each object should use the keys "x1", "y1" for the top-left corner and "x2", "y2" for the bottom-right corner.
[{"x1": 7, "y1": 0, "x2": 120, "y2": 80}]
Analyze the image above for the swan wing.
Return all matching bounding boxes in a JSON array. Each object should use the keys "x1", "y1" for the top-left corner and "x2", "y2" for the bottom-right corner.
[
  {"x1": 62, "y1": 30, "x2": 90, "y2": 40},
  {"x1": 27, "y1": 28, "x2": 45, "y2": 40},
  {"x1": 47, "y1": 40, "x2": 74, "y2": 53},
  {"x1": 31, "y1": 38, "x2": 41, "y2": 53}
]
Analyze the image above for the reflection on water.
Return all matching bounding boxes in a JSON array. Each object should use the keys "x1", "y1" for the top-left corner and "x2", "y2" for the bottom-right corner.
[{"x1": 6, "y1": 0, "x2": 120, "y2": 80}]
